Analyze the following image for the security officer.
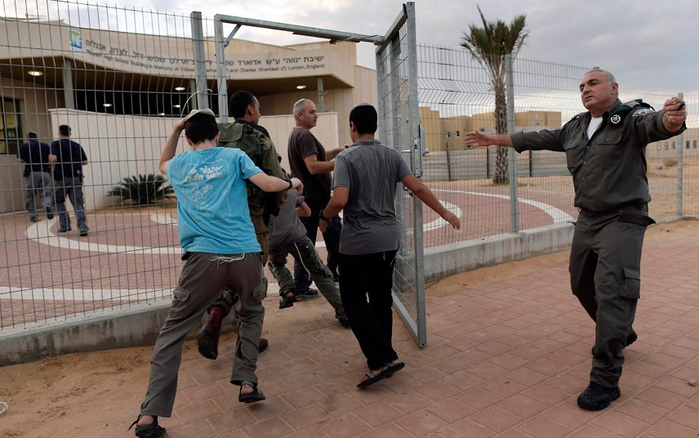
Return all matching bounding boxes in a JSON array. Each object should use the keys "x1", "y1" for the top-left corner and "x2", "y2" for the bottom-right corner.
[
  {"x1": 196, "y1": 90, "x2": 290, "y2": 360},
  {"x1": 464, "y1": 68, "x2": 687, "y2": 411}
]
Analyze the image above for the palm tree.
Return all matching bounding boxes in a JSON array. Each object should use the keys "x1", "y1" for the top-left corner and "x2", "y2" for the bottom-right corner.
[{"x1": 460, "y1": 6, "x2": 528, "y2": 184}]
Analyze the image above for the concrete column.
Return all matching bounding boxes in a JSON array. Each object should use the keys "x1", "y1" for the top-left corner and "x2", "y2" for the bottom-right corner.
[
  {"x1": 317, "y1": 77, "x2": 325, "y2": 112},
  {"x1": 62, "y1": 58, "x2": 75, "y2": 110}
]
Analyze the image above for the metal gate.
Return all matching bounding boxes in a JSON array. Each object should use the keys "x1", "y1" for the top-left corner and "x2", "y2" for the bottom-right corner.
[
  {"x1": 375, "y1": 3, "x2": 426, "y2": 346},
  {"x1": 198, "y1": 2, "x2": 427, "y2": 346}
]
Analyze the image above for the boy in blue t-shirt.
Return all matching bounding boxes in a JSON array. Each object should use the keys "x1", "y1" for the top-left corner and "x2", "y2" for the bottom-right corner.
[{"x1": 131, "y1": 109, "x2": 302, "y2": 438}]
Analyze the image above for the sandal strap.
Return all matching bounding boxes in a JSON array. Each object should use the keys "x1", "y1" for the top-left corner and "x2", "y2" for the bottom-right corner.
[
  {"x1": 128, "y1": 414, "x2": 160, "y2": 431},
  {"x1": 128, "y1": 414, "x2": 143, "y2": 430}
]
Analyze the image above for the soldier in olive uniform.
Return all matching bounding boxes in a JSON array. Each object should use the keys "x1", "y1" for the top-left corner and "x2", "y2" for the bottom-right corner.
[
  {"x1": 465, "y1": 68, "x2": 687, "y2": 411},
  {"x1": 196, "y1": 90, "x2": 291, "y2": 360}
]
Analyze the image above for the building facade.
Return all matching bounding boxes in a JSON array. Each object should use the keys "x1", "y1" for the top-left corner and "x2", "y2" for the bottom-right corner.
[{"x1": 0, "y1": 16, "x2": 377, "y2": 211}]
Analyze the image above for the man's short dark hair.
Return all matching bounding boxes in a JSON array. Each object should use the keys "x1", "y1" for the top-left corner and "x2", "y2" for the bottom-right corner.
[
  {"x1": 27, "y1": 131, "x2": 38, "y2": 139},
  {"x1": 58, "y1": 125, "x2": 71, "y2": 136},
  {"x1": 229, "y1": 90, "x2": 256, "y2": 119},
  {"x1": 185, "y1": 113, "x2": 219, "y2": 144},
  {"x1": 349, "y1": 104, "x2": 378, "y2": 135}
]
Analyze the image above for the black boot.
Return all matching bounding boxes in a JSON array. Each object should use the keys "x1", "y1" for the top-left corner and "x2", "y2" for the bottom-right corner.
[{"x1": 577, "y1": 382, "x2": 620, "y2": 411}]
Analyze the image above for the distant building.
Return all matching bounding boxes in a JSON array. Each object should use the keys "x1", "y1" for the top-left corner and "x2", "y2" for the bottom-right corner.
[
  {"x1": 0, "y1": 17, "x2": 377, "y2": 212},
  {"x1": 419, "y1": 107, "x2": 562, "y2": 152}
]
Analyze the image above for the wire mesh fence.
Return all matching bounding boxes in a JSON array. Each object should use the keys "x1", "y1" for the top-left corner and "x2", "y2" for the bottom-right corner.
[
  {"x1": 0, "y1": 1, "x2": 696, "y2": 332},
  {"x1": 417, "y1": 43, "x2": 699, "y2": 250},
  {"x1": 0, "y1": 1, "x2": 194, "y2": 329},
  {"x1": 375, "y1": 3, "x2": 425, "y2": 345}
]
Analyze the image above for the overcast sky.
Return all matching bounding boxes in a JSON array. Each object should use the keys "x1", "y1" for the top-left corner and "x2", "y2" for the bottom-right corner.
[
  {"x1": 11, "y1": 0, "x2": 699, "y2": 94},
  {"x1": 143, "y1": 0, "x2": 699, "y2": 95}
]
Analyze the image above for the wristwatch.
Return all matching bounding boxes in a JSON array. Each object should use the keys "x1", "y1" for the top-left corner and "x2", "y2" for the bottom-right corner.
[{"x1": 319, "y1": 209, "x2": 330, "y2": 221}]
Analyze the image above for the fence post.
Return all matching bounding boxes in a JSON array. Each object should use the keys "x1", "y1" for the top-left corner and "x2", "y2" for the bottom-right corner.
[
  {"x1": 190, "y1": 11, "x2": 209, "y2": 110},
  {"x1": 677, "y1": 92, "x2": 684, "y2": 217},
  {"x1": 506, "y1": 54, "x2": 518, "y2": 233},
  {"x1": 214, "y1": 16, "x2": 228, "y2": 122}
]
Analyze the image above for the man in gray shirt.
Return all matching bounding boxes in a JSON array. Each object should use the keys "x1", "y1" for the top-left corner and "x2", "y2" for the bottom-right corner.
[
  {"x1": 465, "y1": 68, "x2": 687, "y2": 411},
  {"x1": 321, "y1": 104, "x2": 460, "y2": 389}
]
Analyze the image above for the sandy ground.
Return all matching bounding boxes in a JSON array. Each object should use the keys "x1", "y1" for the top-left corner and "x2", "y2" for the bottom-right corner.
[{"x1": 0, "y1": 220, "x2": 690, "y2": 438}]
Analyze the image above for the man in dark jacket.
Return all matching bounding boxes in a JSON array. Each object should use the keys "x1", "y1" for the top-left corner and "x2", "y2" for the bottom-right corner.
[
  {"x1": 17, "y1": 131, "x2": 53, "y2": 222},
  {"x1": 465, "y1": 68, "x2": 687, "y2": 411},
  {"x1": 50, "y1": 125, "x2": 89, "y2": 236}
]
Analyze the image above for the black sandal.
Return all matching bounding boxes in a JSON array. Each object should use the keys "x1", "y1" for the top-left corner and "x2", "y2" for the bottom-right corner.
[
  {"x1": 128, "y1": 414, "x2": 166, "y2": 438},
  {"x1": 279, "y1": 291, "x2": 296, "y2": 309},
  {"x1": 356, "y1": 361, "x2": 405, "y2": 388},
  {"x1": 238, "y1": 381, "x2": 266, "y2": 403}
]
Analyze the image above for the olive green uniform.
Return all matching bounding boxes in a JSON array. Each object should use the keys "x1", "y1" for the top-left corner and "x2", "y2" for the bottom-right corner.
[
  {"x1": 511, "y1": 99, "x2": 686, "y2": 389},
  {"x1": 211, "y1": 121, "x2": 288, "y2": 314}
]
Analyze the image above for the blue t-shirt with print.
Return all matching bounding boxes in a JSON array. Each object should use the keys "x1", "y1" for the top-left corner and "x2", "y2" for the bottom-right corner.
[{"x1": 167, "y1": 147, "x2": 262, "y2": 255}]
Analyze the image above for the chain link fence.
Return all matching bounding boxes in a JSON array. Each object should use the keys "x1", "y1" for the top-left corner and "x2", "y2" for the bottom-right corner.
[
  {"x1": 417, "y1": 44, "x2": 699, "y2": 250},
  {"x1": 1, "y1": 2, "x2": 193, "y2": 330},
  {"x1": 0, "y1": 1, "x2": 696, "y2": 332}
]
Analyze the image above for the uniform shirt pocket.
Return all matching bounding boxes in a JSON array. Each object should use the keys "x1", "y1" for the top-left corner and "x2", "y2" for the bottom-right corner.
[
  {"x1": 563, "y1": 142, "x2": 582, "y2": 172},
  {"x1": 596, "y1": 130, "x2": 623, "y2": 145}
]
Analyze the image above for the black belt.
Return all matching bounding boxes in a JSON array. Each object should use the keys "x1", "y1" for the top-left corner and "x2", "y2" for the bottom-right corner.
[{"x1": 578, "y1": 203, "x2": 648, "y2": 218}]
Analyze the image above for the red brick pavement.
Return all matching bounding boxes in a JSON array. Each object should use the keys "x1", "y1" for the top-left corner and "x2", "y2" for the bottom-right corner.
[
  {"x1": 79, "y1": 219, "x2": 699, "y2": 438},
  {"x1": 0, "y1": 186, "x2": 578, "y2": 328}
]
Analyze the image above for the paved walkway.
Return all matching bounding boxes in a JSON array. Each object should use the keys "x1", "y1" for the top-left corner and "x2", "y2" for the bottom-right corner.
[{"x1": 94, "y1": 220, "x2": 699, "y2": 438}]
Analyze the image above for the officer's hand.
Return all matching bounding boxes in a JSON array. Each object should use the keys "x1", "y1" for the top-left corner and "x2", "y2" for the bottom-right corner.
[
  {"x1": 463, "y1": 130, "x2": 491, "y2": 149},
  {"x1": 663, "y1": 97, "x2": 687, "y2": 124},
  {"x1": 319, "y1": 218, "x2": 328, "y2": 233}
]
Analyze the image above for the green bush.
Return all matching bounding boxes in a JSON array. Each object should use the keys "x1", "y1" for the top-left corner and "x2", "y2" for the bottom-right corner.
[{"x1": 107, "y1": 174, "x2": 175, "y2": 205}]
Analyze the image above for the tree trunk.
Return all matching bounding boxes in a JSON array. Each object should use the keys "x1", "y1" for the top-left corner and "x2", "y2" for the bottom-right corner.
[{"x1": 493, "y1": 82, "x2": 508, "y2": 184}]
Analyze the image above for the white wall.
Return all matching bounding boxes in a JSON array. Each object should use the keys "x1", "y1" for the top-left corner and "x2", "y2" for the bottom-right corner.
[{"x1": 44, "y1": 109, "x2": 339, "y2": 211}]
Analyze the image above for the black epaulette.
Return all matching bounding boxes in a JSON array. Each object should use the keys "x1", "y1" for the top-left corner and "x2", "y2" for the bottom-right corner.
[
  {"x1": 607, "y1": 99, "x2": 655, "y2": 125},
  {"x1": 568, "y1": 112, "x2": 585, "y2": 123}
]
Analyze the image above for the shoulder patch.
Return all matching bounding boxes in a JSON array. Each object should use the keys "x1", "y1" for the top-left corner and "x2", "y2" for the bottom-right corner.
[{"x1": 631, "y1": 107, "x2": 654, "y2": 117}]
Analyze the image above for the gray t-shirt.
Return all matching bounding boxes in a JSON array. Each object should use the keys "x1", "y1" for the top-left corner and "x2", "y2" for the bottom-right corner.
[
  {"x1": 268, "y1": 189, "x2": 308, "y2": 249},
  {"x1": 333, "y1": 139, "x2": 412, "y2": 255}
]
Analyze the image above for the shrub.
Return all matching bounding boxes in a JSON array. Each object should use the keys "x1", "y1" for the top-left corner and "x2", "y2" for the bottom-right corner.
[
  {"x1": 662, "y1": 158, "x2": 677, "y2": 168},
  {"x1": 107, "y1": 174, "x2": 175, "y2": 205}
]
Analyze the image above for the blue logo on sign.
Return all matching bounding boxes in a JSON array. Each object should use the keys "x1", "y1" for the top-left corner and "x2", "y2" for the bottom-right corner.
[{"x1": 69, "y1": 30, "x2": 82, "y2": 51}]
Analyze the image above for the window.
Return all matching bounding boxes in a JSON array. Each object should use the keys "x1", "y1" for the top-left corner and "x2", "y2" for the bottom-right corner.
[
  {"x1": 0, "y1": 98, "x2": 22, "y2": 155},
  {"x1": 687, "y1": 141, "x2": 691, "y2": 150},
  {"x1": 694, "y1": 140, "x2": 697, "y2": 149},
  {"x1": 671, "y1": 141, "x2": 675, "y2": 150}
]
